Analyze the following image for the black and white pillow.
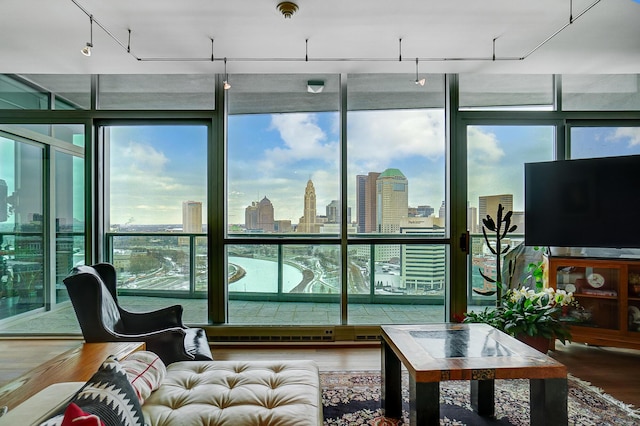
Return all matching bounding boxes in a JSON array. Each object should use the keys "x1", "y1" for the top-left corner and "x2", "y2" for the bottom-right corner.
[{"x1": 40, "y1": 356, "x2": 145, "y2": 426}]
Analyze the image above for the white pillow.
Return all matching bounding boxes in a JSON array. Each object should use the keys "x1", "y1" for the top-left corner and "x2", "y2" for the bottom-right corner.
[{"x1": 120, "y1": 351, "x2": 167, "y2": 404}]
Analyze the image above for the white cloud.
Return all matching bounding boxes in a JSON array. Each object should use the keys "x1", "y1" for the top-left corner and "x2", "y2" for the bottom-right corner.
[
  {"x1": 347, "y1": 110, "x2": 445, "y2": 171},
  {"x1": 467, "y1": 126, "x2": 505, "y2": 164},
  {"x1": 610, "y1": 127, "x2": 640, "y2": 147},
  {"x1": 260, "y1": 114, "x2": 339, "y2": 171},
  {"x1": 110, "y1": 141, "x2": 206, "y2": 224}
]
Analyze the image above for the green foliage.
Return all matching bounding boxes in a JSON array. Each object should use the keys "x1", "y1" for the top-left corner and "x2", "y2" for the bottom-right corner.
[
  {"x1": 525, "y1": 246, "x2": 545, "y2": 291},
  {"x1": 461, "y1": 307, "x2": 505, "y2": 331},
  {"x1": 464, "y1": 287, "x2": 573, "y2": 345}
]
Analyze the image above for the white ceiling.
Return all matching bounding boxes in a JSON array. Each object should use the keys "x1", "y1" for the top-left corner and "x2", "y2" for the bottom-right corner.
[{"x1": 2, "y1": 0, "x2": 640, "y2": 76}]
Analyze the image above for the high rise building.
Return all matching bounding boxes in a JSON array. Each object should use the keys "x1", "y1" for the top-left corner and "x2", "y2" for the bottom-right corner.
[
  {"x1": 245, "y1": 202, "x2": 259, "y2": 230},
  {"x1": 257, "y1": 197, "x2": 274, "y2": 232},
  {"x1": 297, "y1": 179, "x2": 319, "y2": 233},
  {"x1": 326, "y1": 200, "x2": 339, "y2": 223},
  {"x1": 244, "y1": 196, "x2": 275, "y2": 232},
  {"x1": 438, "y1": 201, "x2": 446, "y2": 219},
  {"x1": 326, "y1": 200, "x2": 351, "y2": 225},
  {"x1": 478, "y1": 194, "x2": 513, "y2": 225},
  {"x1": 467, "y1": 204, "x2": 478, "y2": 233},
  {"x1": 182, "y1": 201, "x2": 203, "y2": 233},
  {"x1": 376, "y1": 168, "x2": 408, "y2": 233},
  {"x1": 356, "y1": 172, "x2": 380, "y2": 233},
  {"x1": 401, "y1": 225, "x2": 446, "y2": 294}
]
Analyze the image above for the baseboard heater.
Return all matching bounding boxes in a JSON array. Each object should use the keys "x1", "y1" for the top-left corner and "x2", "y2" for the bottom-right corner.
[{"x1": 205, "y1": 325, "x2": 382, "y2": 343}]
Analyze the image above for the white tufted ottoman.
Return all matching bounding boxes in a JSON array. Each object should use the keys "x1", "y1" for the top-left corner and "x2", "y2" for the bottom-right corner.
[{"x1": 142, "y1": 359, "x2": 323, "y2": 426}]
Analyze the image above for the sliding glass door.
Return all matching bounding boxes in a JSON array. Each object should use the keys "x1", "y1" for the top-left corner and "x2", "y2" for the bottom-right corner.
[
  {"x1": 466, "y1": 125, "x2": 555, "y2": 310},
  {"x1": 0, "y1": 134, "x2": 44, "y2": 319}
]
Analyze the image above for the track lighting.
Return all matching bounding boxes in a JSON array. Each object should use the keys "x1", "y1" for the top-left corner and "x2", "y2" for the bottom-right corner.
[
  {"x1": 70, "y1": 0, "x2": 602, "y2": 66},
  {"x1": 415, "y1": 58, "x2": 425, "y2": 86},
  {"x1": 81, "y1": 15, "x2": 94, "y2": 57},
  {"x1": 223, "y1": 58, "x2": 231, "y2": 90},
  {"x1": 81, "y1": 43, "x2": 92, "y2": 56}
]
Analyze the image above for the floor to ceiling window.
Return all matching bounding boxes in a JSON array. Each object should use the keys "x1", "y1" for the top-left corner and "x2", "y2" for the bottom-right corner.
[
  {"x1": 224, "y1": 74, "x2": 450, "y2": 327},
  {"x1": 0, "y1": 123, "x2": 85, "y2": 328},
  {"x1": 102, "y1": 124, "x2": 209, "y2": 323},
  {"x1": 460, "y1": 73, "x2": 558, "y2": 311},
  {"x1": 466, "y1": 125, "x2": 555, "y2": 309},
  {"x1": 346, "y1": 74, "x2": 448, "y2": 324},
  {"x1": 226, "y1": 74, "x2": 342, "y2": 325}
]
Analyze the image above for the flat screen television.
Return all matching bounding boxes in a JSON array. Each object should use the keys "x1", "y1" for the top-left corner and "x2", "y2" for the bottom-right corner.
[{"x1": 524, "y1": 154, "x2": 640, "y2": 249}]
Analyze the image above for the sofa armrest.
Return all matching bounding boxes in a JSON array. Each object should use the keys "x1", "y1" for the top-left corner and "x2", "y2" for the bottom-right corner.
[{"x1": 0, "y1": 382, "x2": 84, "y2": 426}]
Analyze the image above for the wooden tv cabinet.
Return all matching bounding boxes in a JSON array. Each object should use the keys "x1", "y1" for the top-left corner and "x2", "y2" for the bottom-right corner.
[{"x1": 547, "y1": 255, "x2": 640, "y2": 350}]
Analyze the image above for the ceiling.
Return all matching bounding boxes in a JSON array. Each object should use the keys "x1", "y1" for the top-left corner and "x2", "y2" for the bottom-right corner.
[{"x1": 2, "y1": 0, "x2": 640, "y2": 76}]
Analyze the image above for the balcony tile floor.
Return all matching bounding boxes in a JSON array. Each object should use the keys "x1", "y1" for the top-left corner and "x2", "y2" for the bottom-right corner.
[{"x1": 0, "y1": 296, "x2": 486, "y2": 334}]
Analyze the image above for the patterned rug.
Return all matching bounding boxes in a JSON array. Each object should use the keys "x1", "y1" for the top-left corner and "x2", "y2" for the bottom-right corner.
[{"x1": 321, "y1": 371, "x2": 640, "y2": 425}]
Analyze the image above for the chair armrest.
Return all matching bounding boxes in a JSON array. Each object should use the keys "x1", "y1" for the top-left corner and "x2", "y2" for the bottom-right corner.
[
  {"x1": 111, "y1": 328, "x2": 197, "y2": 364},
  {"x1": 112, "y1": 327, "x2": 195, "y2": 365},
  {"x1": 119, "y1": 304, "x2": 185, "y2": 333},
  {"x1": 109, "y1": 326, "x2": 186, "y2": 341}
]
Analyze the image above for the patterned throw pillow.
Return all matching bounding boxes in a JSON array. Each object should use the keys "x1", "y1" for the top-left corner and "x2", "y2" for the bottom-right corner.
[
  {"x1": 40, "y1": 356, "x2": 145, "y2": 426},
  {"x1": 119, "y1": 351, "x2": 166, "y2": 404}
]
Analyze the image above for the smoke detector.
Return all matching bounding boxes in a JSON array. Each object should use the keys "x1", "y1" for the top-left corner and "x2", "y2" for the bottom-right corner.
[{"x1": 277, "y1": 2, "x2": 298, "y2": 19}]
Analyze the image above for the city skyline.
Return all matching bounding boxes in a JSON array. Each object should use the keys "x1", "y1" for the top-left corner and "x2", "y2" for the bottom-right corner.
[{"x1": 95, "y1": 122, "x2": 640, "y2": 227}]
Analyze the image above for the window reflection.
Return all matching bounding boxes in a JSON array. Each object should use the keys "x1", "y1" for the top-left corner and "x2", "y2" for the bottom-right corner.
[{"x1": 0, "y1": 136, "x2": 45, "y2": 319}]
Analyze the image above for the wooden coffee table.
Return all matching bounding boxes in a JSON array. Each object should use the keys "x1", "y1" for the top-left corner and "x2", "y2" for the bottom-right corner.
[{"x1": 381, "y1": 323, "x2": 568, "y2": 426}]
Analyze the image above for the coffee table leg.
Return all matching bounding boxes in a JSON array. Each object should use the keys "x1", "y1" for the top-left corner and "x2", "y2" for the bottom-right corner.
[
  {"x1": 530, "y1": 378, "x2": 568, "y2": 426},
  {"x1": 470, "y1": 379, "x2": 495, "y2": 416},
  {"x1": 381, "y1": 340, "x2": 402, "y2": 419},
  {"x1": 410, "y1": 377, "x2": 439, "y2": 425}
]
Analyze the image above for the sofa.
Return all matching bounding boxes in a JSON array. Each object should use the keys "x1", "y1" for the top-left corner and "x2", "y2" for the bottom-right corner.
[{"x1": 0, "y1": 350, "x2": 323, "y2": 426}]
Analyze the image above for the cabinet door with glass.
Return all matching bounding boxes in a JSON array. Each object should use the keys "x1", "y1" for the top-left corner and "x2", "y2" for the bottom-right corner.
[
  {"x1": 553, "y1": 260, "x2": 620, "y2": 331},
  {"x1": 628, "y1": 267, "x2": 640, "y2": 335}
]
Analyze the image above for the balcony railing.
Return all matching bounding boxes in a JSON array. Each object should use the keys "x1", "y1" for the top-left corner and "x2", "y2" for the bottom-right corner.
[{"x1": 106, "y1": 232, "x2": 452, "y2": 305}]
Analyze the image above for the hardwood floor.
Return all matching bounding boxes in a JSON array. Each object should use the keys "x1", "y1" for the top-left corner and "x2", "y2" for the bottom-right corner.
[{"x1": 1, "y1": 339, "x2": 639, "y2": 409}]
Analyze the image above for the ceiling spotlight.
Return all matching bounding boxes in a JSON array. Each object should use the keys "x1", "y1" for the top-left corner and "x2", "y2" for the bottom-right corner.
[
  {"x1": 81, "y1": 15, "x2": 94, "y2": 57},
  {"x1": 81, "y1": 43, "x2": 92, "y2": 57},
  {"x1": 307, "y1": 80, "x2": 324, "y2": 94},
  {"x1": 223, "y1": 58, "x2": 231, "y2": 90},
  {"x1": 277, "y1": 2, "x2": 298, "y2": 18},
  {"x1": 415, "y1": 58, "x2": 426, "y2": 86}
]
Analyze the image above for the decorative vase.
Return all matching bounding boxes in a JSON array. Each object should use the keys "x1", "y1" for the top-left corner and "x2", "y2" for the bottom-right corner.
[{"x1": 516, "y1": 334, "x2": 551, "y2": 353}]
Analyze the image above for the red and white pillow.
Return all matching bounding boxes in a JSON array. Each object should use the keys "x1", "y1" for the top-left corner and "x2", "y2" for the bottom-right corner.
[{"x1": 119, "y1": 350, "x2": 167, "y2": 404}]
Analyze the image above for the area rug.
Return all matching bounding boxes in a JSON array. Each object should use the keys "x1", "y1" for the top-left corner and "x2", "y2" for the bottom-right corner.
[{"x1": 321, "y1": 371, "x2": 640, "y2": 425}]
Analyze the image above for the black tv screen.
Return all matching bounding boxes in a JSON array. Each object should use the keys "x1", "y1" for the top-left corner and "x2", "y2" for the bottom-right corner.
[{"x1": 525, "y1": 155, "x2": 640, "y2": 249}]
